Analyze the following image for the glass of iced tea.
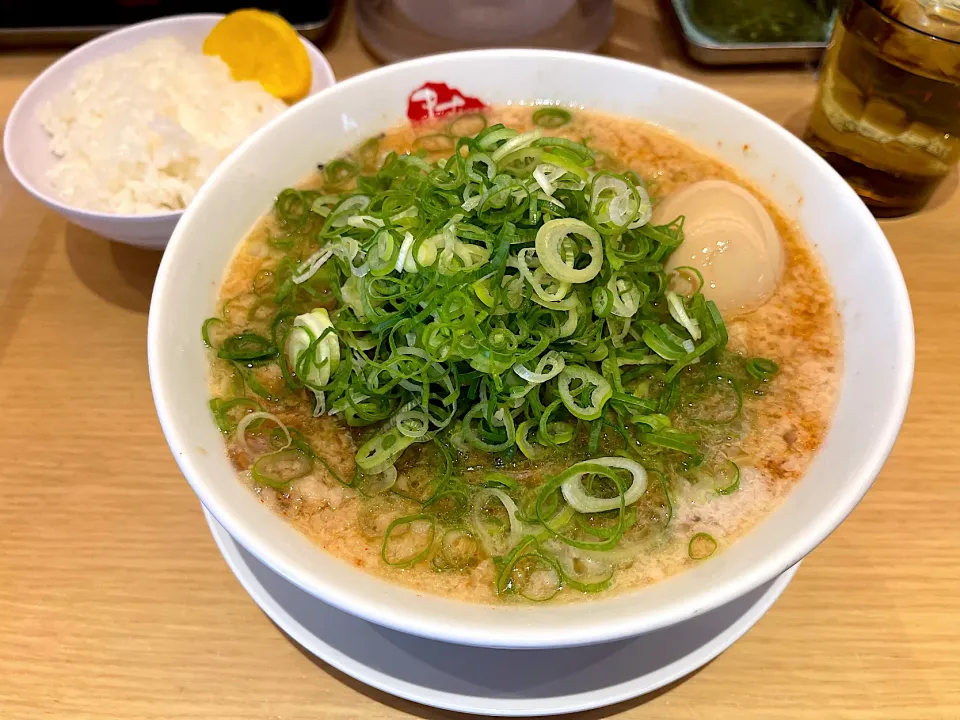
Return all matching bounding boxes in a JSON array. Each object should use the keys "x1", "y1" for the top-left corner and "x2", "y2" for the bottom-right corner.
[{"x1": 804, "y1": 0, "x2": 960, "y2": 216}]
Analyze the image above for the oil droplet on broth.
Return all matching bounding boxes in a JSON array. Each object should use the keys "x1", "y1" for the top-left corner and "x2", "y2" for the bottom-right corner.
[{"x1": 653, "y1": 180, "x2": 784, "y2": 315}]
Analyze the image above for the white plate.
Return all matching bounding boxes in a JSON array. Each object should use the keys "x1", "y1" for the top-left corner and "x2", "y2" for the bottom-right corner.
[{"x1": 204, "y1": 509, "x2": 800, "y2": 717}]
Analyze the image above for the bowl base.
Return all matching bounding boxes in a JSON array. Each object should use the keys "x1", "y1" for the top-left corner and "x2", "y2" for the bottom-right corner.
[{"x1": 204, "y1": 507, "x2": 800, "y2": 717}]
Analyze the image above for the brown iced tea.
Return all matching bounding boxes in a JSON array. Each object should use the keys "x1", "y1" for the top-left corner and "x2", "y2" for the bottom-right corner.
[{"x1": 804, "y1": 0, "x2": 960, "y2": 216}]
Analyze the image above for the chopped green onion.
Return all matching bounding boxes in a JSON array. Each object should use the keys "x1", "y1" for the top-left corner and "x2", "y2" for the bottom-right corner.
[
  {"x1": 217, "y1": 333, "x2": 277, "y2": 361},
  {"x1": 472, "y1": 488, "x2": 524, "y2": 556},
  {"x1": 324, "y1": 159, "x2": 359, "y2": 186},
  {"x1": 423, "y1": 484, "x2": 470, "y2": 522},
  {"x1": 559, "y1": 457, "x2": 648, "y2": 513},
  {"x1": 382, "y1": 514, "x2": 436, "y2": 567},
  {"x1": 556, "y1": 548, "x2": 614, "y2": 593},
  {"x1": 251, "y1": 449, "x2": 313, "y2": 488},
  {"x1": 666, "y1": 291, "x2": 701, "y2": 341},
  {"x1": 592, "y1": 286, "x2": 613, "y2": 318},
  {"x1": 483, "y1": 472, "x2": 520, "y2": 491},
  {"x1": 356, "y1": 136, "x2": 381, "y2": 169},
  {"x1": 434, "y1": 528, "x2": 480, "y2": 570},
  {"x1": 532, "y1": 107, "x2": 572, "y2": 128},
  {"x1": 209, "y1": 397, "x2": 261, "y2": 433},
  {"x1": 356, "y1": 465, "x2": 398, "y2": 496},
  {"x1": 557, "y1": 365, "x2": 612, "y2": 421},
  {"x1": 462, "y1": 405, "x2": 516, "y2": 452},
  {"x1": 448, "y1": 113, "x2": 488, "y2": 137},
  {"x1": 202, "y1": 317, "x2": 226, "y2": 348},
  {"x1": 535, "y1": 218, "x2": 603, "y2": 284},
  {"x1": 203, "y1": 118, "x2": 782, "y2": 602},
  {"x1": 746, "y1": 357, "x2": 779, "y2": 381},
  {"x1": 589, "y1": 172, "x2": 641, "y2": 235},
  {"x1": 535, "y1": 469, "x2": 625, "y2": 552},
  {"x1": 516, "y1": 419, "x2": 548, "y2": 460},
  {"x1": 640, "y1": 429, "x2": 701, "y2": 455},
  {"x1": 688, "y1": 532, "x2": 718, "y2": 560},
  {"x1": 393, "y1": 441, "x2": 452, "y2": 502},
  {"x1": 715, "y1": 460, "x2": 741, "y2": 495},
  {"x1": 356, "y1": 426, "x2": 415, "y2": 471},
  {"x1": 495, "y1": 535, "x2": 562, "y2": 600}
]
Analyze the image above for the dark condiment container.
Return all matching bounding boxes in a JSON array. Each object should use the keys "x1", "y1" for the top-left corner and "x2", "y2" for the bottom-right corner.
[{"x1": 668, "y1": 0, "x2": 837, "y2": 65}]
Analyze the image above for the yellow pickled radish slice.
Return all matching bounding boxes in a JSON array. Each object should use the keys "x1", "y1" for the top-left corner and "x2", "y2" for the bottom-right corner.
[{"x1": 203, "y1": 9, "x2": 312, "y2": 103}]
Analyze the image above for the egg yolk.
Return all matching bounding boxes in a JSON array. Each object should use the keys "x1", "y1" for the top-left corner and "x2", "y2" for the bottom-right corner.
[{"x1": 652, "y1": 180, "x2": 784, "y2": 315}]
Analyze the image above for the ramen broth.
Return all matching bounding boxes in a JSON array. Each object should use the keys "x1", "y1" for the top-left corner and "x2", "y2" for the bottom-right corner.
[{"x1": 207, "y1": 107, "x2": 839, "y2": 602}]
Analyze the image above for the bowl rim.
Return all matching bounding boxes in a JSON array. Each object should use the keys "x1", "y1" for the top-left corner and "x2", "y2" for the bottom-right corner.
[
  {"x1": 148, "y1": 48, "x2": 915, "y2": 648},
  {"x1": 2, "y1": 12, "x2": 334, "y2": 222}
]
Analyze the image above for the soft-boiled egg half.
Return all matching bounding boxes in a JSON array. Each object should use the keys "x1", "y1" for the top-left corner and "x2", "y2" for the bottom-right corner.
[{"x1": 653, "y1": 180, "x2": 784, "y2": 315}]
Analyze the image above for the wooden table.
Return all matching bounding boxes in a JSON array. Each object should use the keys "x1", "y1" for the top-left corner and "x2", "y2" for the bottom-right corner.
[{"x1": 2, "y1": 3, "x2": 958, "y2": 718}]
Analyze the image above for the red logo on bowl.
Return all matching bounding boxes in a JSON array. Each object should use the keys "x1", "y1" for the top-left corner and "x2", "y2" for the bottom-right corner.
[{"x1": 407, "y1": 82, "x2": 485, "y2": 123}]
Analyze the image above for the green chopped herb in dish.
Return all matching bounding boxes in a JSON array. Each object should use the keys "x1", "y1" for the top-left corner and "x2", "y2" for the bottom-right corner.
[
  {"x1": 203, "y1": 107, "x2": 794, "y2": 601},
  {"x1": 686, "y1": 0, "x2": 837, "y2": 43}
]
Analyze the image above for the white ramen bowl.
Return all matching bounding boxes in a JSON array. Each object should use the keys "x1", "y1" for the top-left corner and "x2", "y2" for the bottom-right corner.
[
  {"x1": 3, "y1": 14, "x2": 336, "y2": 250},
  {"x1": 148, "y1": 50, "x2": 914, "y2": 649}
]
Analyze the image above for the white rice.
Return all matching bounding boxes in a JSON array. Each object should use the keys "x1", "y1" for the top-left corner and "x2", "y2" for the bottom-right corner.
[{"x1": 38, "y1": 37, "x2": 287, "y2": 215}]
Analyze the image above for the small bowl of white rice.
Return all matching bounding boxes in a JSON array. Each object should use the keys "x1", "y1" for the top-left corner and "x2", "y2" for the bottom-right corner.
[{"x1": 3, "y1": 14, "x2": 335, "y2": 249}]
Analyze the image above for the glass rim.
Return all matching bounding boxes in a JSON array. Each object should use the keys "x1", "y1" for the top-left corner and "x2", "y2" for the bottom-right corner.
[{"x1": 867, "y1": 0, "x2": 960, "y2": 48}]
